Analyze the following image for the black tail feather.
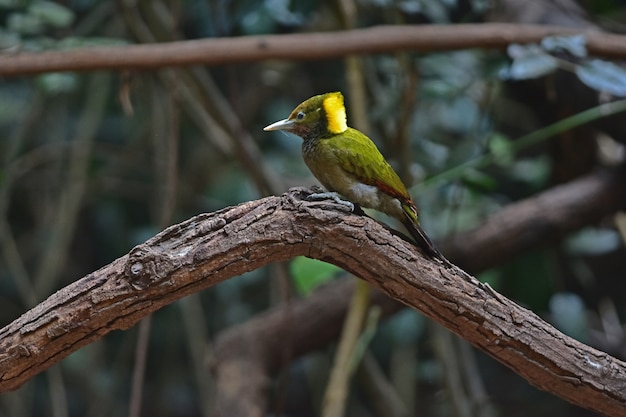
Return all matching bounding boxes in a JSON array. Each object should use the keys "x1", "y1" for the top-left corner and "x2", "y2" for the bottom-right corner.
[{"x1": 402, "y1": 217, "x2": 445, "y2": 261}]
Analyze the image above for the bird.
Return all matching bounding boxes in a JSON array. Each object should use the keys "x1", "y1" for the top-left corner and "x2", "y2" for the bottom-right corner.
[{"x1": 264, "y1": 91, "x2": 443, "y2": 260}]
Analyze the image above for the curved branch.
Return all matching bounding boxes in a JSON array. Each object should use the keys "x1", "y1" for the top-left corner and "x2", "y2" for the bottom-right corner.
[
  {"x1": 212, "y1": 168, "x2": 626, "y2": 416},
  {"x1": 442, "y1": 168, "x2": 626, "y2": 272},
  {"x1": 1, "y1": 24, "x2": 626, "y2": 76},
  {"x1": 0, "y1": 172, "x2": 626, "y2": 415}
]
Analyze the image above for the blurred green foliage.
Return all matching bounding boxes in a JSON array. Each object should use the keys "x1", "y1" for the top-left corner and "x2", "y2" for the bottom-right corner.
[
  {"x1": 1, "y1": 1, "x2": 625, "y2": 416},
  {"x1": 290, "y1": 256, "x2": 342, "y2": 295}
]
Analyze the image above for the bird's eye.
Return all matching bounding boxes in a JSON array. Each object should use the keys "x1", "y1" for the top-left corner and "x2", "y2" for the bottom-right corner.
[{"x1": 296, "y1": 111, "x2": 305, "y2": 120}]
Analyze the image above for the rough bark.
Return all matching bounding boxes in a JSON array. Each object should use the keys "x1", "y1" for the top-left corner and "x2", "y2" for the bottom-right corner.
[
  {"x1": 0, "y1": 168, "x2": 625, "y2": 415},
  {"x1": 212, "y1": 169, "x2": 626, "y2": 416},
  {"x1": 1, "y1": 24, "x2": 626, "y2": 76}
]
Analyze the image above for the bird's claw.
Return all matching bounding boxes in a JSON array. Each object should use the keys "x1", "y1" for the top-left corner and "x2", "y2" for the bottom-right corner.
[{"x1": 307, "y1": 191, "x2": 355, "y2": 212}]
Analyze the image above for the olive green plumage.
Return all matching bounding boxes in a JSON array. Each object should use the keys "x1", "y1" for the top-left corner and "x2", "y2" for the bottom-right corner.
[{"x1": 264, "y1": 92, "x2": 442, "y2": 259}]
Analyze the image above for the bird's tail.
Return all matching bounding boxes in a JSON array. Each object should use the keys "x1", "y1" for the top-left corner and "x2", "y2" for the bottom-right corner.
[{"x1": 401, "y1": 206, "x2": 444, "y2": 260}]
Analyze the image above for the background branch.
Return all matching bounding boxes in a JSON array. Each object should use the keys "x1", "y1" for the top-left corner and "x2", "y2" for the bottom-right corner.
[{"x1": 2, "y1": 24, "x2": 626, "y2": 76}]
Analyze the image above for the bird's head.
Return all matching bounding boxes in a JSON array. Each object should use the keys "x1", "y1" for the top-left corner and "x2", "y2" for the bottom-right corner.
[{"x1": 264, "y1": 92, "x2": 348, "y2": 139}]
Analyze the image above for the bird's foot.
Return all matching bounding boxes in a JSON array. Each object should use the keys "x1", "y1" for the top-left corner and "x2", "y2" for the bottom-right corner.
[{"x1": 307, "y1": 191, "x2": 355, "y2": 212}]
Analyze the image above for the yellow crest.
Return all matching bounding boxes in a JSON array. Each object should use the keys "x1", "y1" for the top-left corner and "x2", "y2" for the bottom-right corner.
[{"x1": 323, "y1": 92, "x2": 348, "y2": 134}]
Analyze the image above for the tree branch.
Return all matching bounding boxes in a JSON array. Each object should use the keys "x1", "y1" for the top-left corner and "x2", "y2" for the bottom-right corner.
[
  {"x1": 211, "y1": 168, "x2": 626, "y2": 416},
  {"x1": 1, "y1": 168, "x2": 626, "y2": 415},
  {"x1": 2, "y1": 24, "x2": 626, "y2": 76},
  {"x1": 442, "y1": 168, "x2": 626, "y2": 272}
]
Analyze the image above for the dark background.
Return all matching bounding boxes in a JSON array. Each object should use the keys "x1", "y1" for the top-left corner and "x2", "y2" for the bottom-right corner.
[{"x1": 1, "y1": 0, "x2": 625, "y2": 416}]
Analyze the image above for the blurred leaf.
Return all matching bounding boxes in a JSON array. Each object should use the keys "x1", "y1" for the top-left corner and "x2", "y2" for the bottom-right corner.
[
  {"x1": 540, "y1": 35, "x2": 587, "y2": 58},
  {"x1": 0, "y1": 31, "x2": 20, "y2": 52},
  {"x1": 575, "y1": 59, "x2": 626, "y2": 97},
  {"x1": 420, "y1": 51, "x2": 479, "y2": 94},
  {"x1": 362, "y1": 0, "x2": 455, "y2": 21},
  {"x1": 488, "y1": 133, "x2": 514, "y2": 165},
  {"x1": 549, "y1": 292, "x2": 587, "y2": 341},
  {"x1": 35, "y1": 72, "x2": 78, "y2": 95},
  {"x1": 19, "y1": 37, "x2": 54, "y2": 52},
  {"x1": 290, "y1": 256, "x2": 342, "y2": 296},
  {"x1": 242, "y1": 0, "x2": 305, "y2": 30},
  {"x1": 565, "y1": 228, "x2": 621, "y2": 256},
  {"x1": 420, "y1": 79, "x2": 459, "y2": 98},
  {"x1": 438, "y1": 96, "x2": 480, "y2": 134},
  {"x1": 7, "y1": 12, "x2": 45, "y2": 35},
  {"x1": 29, "y1": 0, "x2": 75, "y2": 28},
  {"x1": 241, "y1": 8, "x2": 275, "y2": 35},
  {"x1": 416, "y1": 0, "x2": 451, "y2": 23},
  {"x1": 460, "y1": 168, "x2": 497, "y2": 192},
  {"x1": 501, "y1": 44, "x2": 558, "y2": 80},
  {"x1": 398, "y1": 0, "x2": 421, "y2": 14},
  {"x1": 509, "y1": 156, "x2": 550, "y2": 189},
  {"x1": 417, "y1": 138, "x2": 449, "y2": 169}
]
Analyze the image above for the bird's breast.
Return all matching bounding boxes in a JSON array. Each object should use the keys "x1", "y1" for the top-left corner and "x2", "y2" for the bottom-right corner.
[
  {"x1": 302, "y1": 139, "x2": 402, "y2": 215},
  {"x1": 303, "y1": 139, "x2": 352, "y2": 189}
]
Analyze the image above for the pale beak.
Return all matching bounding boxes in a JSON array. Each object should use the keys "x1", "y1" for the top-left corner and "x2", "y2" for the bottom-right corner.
[{"x1": 263, "y1": 118, "x2": 295, "y2": 131}]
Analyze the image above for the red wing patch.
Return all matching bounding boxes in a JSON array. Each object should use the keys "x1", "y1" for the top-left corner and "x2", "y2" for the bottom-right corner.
[{"x1": 373, "y1": 179, "x2": 406, "y2": 200}]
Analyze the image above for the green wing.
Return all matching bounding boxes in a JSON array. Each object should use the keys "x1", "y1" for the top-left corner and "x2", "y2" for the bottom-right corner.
[{"x1": 328, "y1": 128, "x2": 411, "y2": 201}]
